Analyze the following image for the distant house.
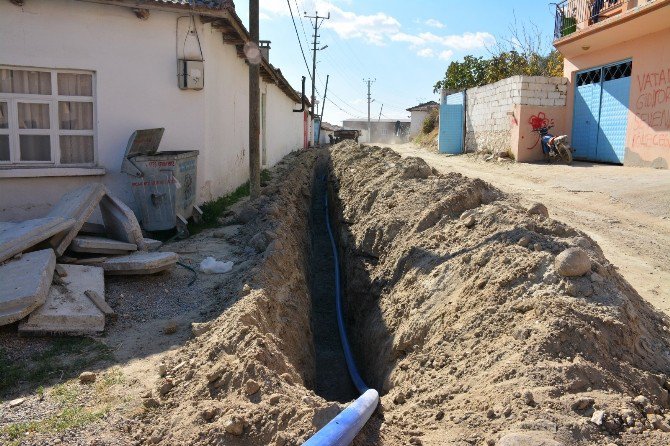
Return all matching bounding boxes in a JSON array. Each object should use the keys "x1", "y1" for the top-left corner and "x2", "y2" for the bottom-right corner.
[
  {"x1": 342, "y1": 119, "x2": 411, "y2": 144},
  {"x1": 318, "y1": 122, "x2": 340, "y2": 145},
  {"x1": 407, "y1": 101, "x2": 439, "y2": 137},
  {"x1": 0, "y1": 0, "x2": 309, "y2": 221}
]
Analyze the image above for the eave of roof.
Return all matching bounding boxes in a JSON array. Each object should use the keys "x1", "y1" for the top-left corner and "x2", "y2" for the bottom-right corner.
[
  {"x1": 406, "y1": 100, "x2": 439, "y2": 112},
  {"x1": 77, "y1": 0, "x2": 307, "y2": 105}
]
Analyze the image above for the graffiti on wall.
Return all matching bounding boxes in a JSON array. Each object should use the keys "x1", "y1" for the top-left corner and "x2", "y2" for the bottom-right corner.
[
  {"x1": 631, "y1": 67, "x2": 670, "y2": 149},
  {"x1": 526, "y1": 112, "x2": 555, "y2": 150}
]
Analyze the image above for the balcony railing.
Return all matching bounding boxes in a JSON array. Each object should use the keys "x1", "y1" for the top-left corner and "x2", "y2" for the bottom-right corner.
[{"x1": 554, "y1": 0, "x2": 632, "y2": 40}]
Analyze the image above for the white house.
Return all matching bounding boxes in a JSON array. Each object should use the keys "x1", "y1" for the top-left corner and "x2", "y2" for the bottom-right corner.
[
  {"x1": 0, "y1": 0, "x2": 309, "y2": 221},
  {"x1": 407, "y1": 100, "x2": 439, "y2": 138}
]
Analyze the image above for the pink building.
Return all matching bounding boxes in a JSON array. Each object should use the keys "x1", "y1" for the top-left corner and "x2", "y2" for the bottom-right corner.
[{"x1": 554, "y1": 0, "x2": 670, "y2": 168}]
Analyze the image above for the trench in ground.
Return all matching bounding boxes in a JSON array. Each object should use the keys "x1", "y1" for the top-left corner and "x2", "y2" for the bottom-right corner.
[{"x1": 307, "y1": 157, "x2": 358, "y2": 403}]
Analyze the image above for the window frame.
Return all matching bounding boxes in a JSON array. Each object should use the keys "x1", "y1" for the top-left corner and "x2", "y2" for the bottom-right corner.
[{"x1": 0, "y1": 66, "x2": 97, "y2": 167}]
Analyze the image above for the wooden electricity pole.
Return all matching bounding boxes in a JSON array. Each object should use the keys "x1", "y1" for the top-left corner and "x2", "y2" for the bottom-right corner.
[{"x1": 249, "y1": 0, "x2": 261, "y2": 199}]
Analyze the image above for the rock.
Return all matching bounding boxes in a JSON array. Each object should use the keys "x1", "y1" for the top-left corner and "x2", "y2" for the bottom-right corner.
[
  {"x1": 497, "y1": 433, "x2": 564, "y2": 446},
  {"x1": 269, "y1": 394, "x2": 281, "y2": 405},
  {"x1": 533, "y1": 243, "x2": 542, "y2": 252},
  {"x1": 527, "y1": 202, "x2": 549, "y2": 218},
  {"x1": 555, "y1": 248, "x2": 591, "y2": 277},
  {"x1": 158, "y1": 379, "x2": 174, "y2": 396},
  {"x1": 409, "y1": 437, "x2": 423, "y2": 445},
  {"x1": 235, "y1": 204, "x2": 259, "y2": 224},
  {"x1": 590, "y1": 410, "x2": 606, "y2": 426},
  {"x1": 163, "y1": 321, "x2": 178, "y2": 335},
  {"x1": 143, "y1": 398, "x2": 160, "y2": 409},
  {"x1": 245, "y1": 379, "x2": 260, "y2": 396},
  {"x1": 191, "y1": 322, "x2": 210, "y2": 337},
  {"x1": 633, "y1": 395, "x2": 651, "y2": 408},
  {"x1": 503, "y1": 405, "x2": 513, "y2": 417},
  {"x1": 523, "y1": 390, "x2": 535, "y2": 406},
  {"x1": 201, "y1": 407, "x2": 218, "y2": 422},
  {"x1": 435, "y1": 410, "x2": 444, "y2": 421},
  {"x1": 241, "y1": 284, "x2": 252, "y2": 296},
  {"x1": 9, "y1": 397, "x2": 26, "y2": 407},
  {"x1": 393, "y1": 393, "x2": 406, "y2": 405},
  {"x1": 647, "y1": 414, "x2": 670, "y2": 431},
  {"x1": 571, "y1": 397, "x2": 595, "y2": 411},
  {"x1": 518, "y1": 235, "x2": 532, "y2": 247},
  {"x1": 141, "y1": 390, "x2": 152, "y2": 398},
  {"x1": 157, "y1": 364, "x2": 167, "y2": 377},
  {"x1": 573, "y1": 237, "x2": 591, "y2": 249},
  {"x1": 148, "y1": 435, "x2": 162, "y2": 444},
  {"x1": 79, "y1": 371, "x2": 97, "y2": 384},
  {"x1": 463, "y1": 215, "x2": 476, "y2": 228},
  {"x1": 486, "y1": 408, "x2": 496, "y2": 419},
  {"x1": 249, "y1": 232, "x2": 270, "y2": 253},
  {"x1": 206, "y1": 366, "x2": 225, "y2": 383},
  {"x1": 224, "y1": 417, "x2": 244, "y2": 436}
]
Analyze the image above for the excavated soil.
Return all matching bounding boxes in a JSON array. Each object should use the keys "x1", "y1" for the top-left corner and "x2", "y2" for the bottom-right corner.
[
  {"x1": 91, "y1": 142, "x2": 670, "y2": 446},
  {"x1": 329, "y1": 142, "x2": 670, "y2": 445}
]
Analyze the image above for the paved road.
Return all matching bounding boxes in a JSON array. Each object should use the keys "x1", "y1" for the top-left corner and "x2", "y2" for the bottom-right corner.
[{"x1": 388, "y1": 143, "x2": 670, "y2": 315}]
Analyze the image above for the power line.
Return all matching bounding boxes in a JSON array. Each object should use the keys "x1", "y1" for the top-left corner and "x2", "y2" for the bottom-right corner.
[{"x1": 286, "y1": 0, "x2": 312, "y2": 82}]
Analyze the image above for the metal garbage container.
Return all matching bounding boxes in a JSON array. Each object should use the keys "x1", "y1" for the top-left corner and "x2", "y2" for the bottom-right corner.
[{"x1": 121, "y1": 128, "x2": 200, "y2": 232}]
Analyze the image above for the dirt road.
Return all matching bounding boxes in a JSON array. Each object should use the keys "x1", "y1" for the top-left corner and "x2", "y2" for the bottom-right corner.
[{"x1": 387, "y1": 143, "x2": 670, "y2": 314}]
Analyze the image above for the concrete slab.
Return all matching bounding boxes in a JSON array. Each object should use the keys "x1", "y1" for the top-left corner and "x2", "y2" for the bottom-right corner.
[
  {"x1": 143, "y1": 238, "x2": 163, "y2": 251},
  {"x1": 94, "y1": 251, "x2": 178, "y2": 275},
  {"x1": 100, "y1": 194, "x2": 148, "y2": 251},
  {"x1": 0, "y1": 217, "x2": 75, "y2": 263},
  {"x1": 19, "y1": 264, "x2": 105, "y2": 334},
  {"x1": 80, "y1": 222, "x2": 107, "y2": 236},
  {"x1": 70, "y1": 236, "x2": 137, "y2": 255},
  {"x1": 84, "y1": 290, "x2": 115, "y2": 317},
  {"x1": 47, "y1": 184, "x2": 107, "y2": 256},
  {"x1": 0, "y1": 249, "x2": 56, "y2": 325}
]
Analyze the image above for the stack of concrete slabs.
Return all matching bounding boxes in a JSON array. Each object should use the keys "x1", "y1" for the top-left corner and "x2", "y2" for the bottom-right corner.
[
  {"x1": 0, "y1": 249, "x2": 56, "y2": 325},
  {"x1": 19, "y1": 264, "x2": 105, "y2": 334}
]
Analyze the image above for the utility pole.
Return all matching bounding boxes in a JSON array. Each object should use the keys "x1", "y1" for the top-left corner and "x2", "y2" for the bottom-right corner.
[
  {"x1": 378, "y1": 104, "x2": 383, "y2": 122},
  {"x1": 248, "y1": 0, "x2": 261, "y2": 199},
  {"x1": 316, "y1": 74, "x2": 329, "y2": 146},
  {"x1": 305, "y1": 11, "x2": 330, "y2": 147},
  {"x1": 365, "y1": 78, "x2": 375, "y2": 143}
]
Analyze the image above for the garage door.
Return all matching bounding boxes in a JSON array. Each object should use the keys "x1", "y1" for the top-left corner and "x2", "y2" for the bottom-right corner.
[
  {"x1": 439, "y1": 91, "x2": 464, "y2": 154},
  {"x1": 572, "y1": 60, "x2": 632, "y2": 164}
]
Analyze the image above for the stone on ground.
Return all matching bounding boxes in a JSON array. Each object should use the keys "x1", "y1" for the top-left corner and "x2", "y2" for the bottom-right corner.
[
  {"x1": 79, "y1": 371, "x2": 97, "y2": 383},
  {"x1": 555, "y1": 247, "x2": 591, "y2": 277},
  {"x1": 69, "y1": 235, "x2": 137, "y2": 255},
  {"x1": 0, "y1": 217, "x2": 75, "y2": 263},
  {"x1": 143, "y1": 238, "x2": 163, "y2": 251},
  {"x1": 47, "y1": 184, "x2": 107, "y2": 256},
  {"x1": 527, "y1": 202, "x2": 549, "y2": 218},
  {"x1": 93, "y1": 251, "x2": 178, "y2": 275},
  {"x1": 100, "y1": 193, "x2": 148, "y2": 251},
  {"x1": 19, "y1": 264, "x2": 105, "y2": 334},
  {"x1": 0, "y1": 249, "x2": 56, "y2": 325},
  {"x1": 497, "y1": 432, "x2": 564, "y2": 446}
]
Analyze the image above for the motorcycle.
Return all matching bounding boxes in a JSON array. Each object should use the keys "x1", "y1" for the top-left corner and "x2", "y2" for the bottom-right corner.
[{"x1": 534, "y1": 126, "x2": 574, "y2": 164}]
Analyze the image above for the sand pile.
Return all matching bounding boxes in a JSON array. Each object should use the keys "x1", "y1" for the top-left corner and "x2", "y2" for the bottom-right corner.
[
  {"x1": 136, "y1": 151, "x2": 346, "y2": 446},
  {"x1": 328, "y1": 142, "x2": 670, "y2": 445}
]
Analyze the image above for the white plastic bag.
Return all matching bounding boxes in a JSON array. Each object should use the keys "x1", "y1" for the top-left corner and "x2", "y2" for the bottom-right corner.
[{"x1": 200, "y1": 257, "x2": 234, "y2": 274}]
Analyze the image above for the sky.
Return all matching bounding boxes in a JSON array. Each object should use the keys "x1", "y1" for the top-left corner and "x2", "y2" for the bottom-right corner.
[{"x1": 233, "y1": 0, "x2": 559, "y2": 125}]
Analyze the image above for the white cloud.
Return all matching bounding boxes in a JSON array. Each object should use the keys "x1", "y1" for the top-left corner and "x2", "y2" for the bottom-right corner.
[
  {"x1": 424, "y1": 18, "x2": 445, "y2": 29},
  {"x1": 416, "y1": 31, "x2": 495, "y2": 50},
  {"x1": 417, "y1": 48, "x2": 435, "y2": 58},
  {"x1": 439, "y1": 50, "x2": 454, "y2": 61}
]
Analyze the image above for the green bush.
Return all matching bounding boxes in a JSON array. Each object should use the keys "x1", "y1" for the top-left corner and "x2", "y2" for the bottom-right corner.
[{"x1": 422, "y1": 109, "x2": 439, "y2": 134}]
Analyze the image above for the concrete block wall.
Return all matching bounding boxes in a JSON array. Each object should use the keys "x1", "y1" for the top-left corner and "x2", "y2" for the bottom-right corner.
[{"x1": 465, "y1": 76, "x2": 568, "y2": 154}]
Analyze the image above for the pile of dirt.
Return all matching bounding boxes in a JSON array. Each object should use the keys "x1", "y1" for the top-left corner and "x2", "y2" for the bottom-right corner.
[
  {"x1": 133, "y1": 150, "x2": 350, "y2": 446},
  {"x1": 328, "y1": 141, "x2": 670, "y2": 445}
]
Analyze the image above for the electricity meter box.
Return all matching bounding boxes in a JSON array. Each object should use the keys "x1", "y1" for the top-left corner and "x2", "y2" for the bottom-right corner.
[
  {"x1": 178, "y1": 60, "x2": 204, "y2": 90},
  {"x1": 121, "y1": 128, "x2": 200, "y2": 231}
]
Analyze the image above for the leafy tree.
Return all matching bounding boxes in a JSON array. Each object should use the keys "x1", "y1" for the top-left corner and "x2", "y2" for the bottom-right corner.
[{"x1": 433, "y1": 18, "x2": 564, "y2": 93}]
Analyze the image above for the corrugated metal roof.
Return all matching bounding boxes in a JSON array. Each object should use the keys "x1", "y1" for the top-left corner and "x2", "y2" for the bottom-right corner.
[
  {"x1": 150, "y1": 0, "x2": 234, "y2": 10},
  {"x1": 407, "y1": 100, "x2": 439, "y2": 112}
]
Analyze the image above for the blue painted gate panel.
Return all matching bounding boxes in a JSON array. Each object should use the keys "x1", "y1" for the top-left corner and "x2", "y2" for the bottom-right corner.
[
  {"x1": 572, "y1": 81, "x2": 600, "y2": 160},
  {"x1": 572, "y1": 60, "x2": 631, "y2": 164},
  {"x1": 596, "y1": 75, "x2": 630, "y2": 163},
  {"x1": 439, "y1": 92, "x2": 464, "y2": 154}
]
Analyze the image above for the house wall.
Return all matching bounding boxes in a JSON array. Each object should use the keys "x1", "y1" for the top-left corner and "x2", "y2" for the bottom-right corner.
[
  {"x1": 0, "y1": 0, "x2": 304, "y2": 220},
  {"x1": 409, "y1": 110, "x2": 429, "y2": 137},
  {"x1": 563, "y1": 27, "x2": 670, "y2": 168},
  {"x1": 465, "y1": 76, "x2": 568, "y2": 156}
]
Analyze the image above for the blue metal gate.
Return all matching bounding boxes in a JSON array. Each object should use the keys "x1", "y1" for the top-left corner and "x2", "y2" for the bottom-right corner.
[
  {"x1": 572, "y1": 60, "x2": 631, "y2": 164},
  {"x1": 439, "y1": 91, "x2": 465, "y2": 154}
]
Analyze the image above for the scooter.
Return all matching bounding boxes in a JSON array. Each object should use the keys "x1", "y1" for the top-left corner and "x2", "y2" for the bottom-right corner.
[{"x1": 534, "y1": 126, "x2": 574, "y2": 164}]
